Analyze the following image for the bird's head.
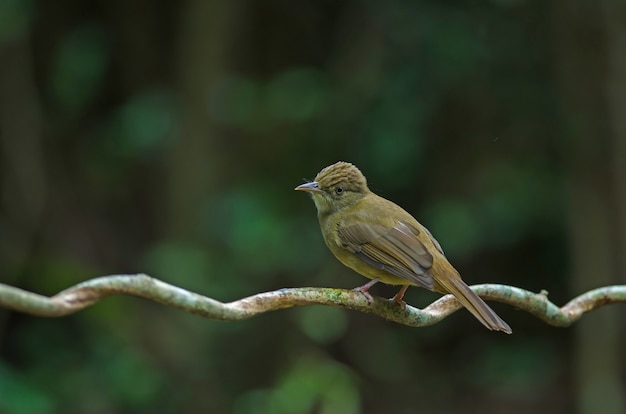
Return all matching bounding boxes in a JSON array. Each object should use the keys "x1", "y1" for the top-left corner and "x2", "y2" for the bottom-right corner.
[{"x1": 295, "y1": 161, "x2": 370, "y2": 216}]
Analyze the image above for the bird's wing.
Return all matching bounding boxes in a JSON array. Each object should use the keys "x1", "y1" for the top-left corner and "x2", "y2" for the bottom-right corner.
[
  {"x1": 338, "y1": 221, "x2": 435, "y2": 290},
  {"x1": 422, "y1": 225, "x2": 444, "y2": 256}
]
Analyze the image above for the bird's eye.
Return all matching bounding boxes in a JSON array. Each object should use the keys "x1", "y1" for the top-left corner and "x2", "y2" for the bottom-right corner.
[{"x1": 335, "y1": 186, "x2": 344, "y2": 195}]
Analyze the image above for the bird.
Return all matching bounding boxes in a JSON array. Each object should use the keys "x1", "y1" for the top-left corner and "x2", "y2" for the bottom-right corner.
[{"x1": 295, "y1": 161, "x2": 511, "y2": 334}]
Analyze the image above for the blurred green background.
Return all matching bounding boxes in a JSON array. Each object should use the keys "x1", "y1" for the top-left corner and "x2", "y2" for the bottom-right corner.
[{"x1": 1, "y1": 1, "x2": 625, "y2": 413}]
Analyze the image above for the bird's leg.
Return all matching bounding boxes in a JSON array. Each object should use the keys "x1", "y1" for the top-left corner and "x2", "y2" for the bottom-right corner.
[
  {"x1": 352, "y1": 278, "x2": 379, "y2": 304},
  {"x1": 391, "y1": 285, "x2": 409, "y2": 309}
]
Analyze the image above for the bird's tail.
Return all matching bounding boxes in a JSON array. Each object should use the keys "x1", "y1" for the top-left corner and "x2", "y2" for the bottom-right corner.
[{"x1": 436, "y1": 275, "x2": 512, "y2": 334}]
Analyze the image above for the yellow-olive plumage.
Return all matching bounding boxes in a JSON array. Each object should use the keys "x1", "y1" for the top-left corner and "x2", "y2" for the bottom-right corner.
[{"x1": 296, "y1": 161, "x2": 511, "y2": 334}]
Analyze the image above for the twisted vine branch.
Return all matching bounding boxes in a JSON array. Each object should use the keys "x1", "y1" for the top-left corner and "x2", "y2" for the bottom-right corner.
[{"x1": 0, "y1": 274, "x2": 625, "y2": 329}]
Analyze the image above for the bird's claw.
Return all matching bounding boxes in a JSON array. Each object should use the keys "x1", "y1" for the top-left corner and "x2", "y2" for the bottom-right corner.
[
  {"x1": 352, "y1": 286, "x2": 374, "y2": 304},
  {"x1": 351, "y1": 278, "x2": 379, "y2": 305},
  {"x1": 391, "y1": 285, "x2": 409, "y2": 309},
  {"x1": 391, "y1": 297, "x2": 407, "y2": 310}
]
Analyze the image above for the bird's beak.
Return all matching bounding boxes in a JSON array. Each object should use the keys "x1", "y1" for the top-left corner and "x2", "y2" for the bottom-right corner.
[{"x1": 295, "y1": 181, "x2": 324, "y2": 194}]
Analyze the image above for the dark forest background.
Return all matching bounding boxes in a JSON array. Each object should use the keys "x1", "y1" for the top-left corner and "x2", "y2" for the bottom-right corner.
[{"x1": 1, "y1": 1, "x2": 625, "y2": 413}]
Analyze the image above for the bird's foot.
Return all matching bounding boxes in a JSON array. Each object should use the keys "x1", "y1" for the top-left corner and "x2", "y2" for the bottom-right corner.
[
  {"x1": 392, "y1": 298, "x2": 407, "y2": 310},
  {"x1": 390, "y1": 285, "x2": 409, "y2": 309},
  {"x1": 353, "y1": 288, "x2": 374, "y2": 304},
  {"x1": 352, "y1": 278, "x2": 379, "y2": 305}
]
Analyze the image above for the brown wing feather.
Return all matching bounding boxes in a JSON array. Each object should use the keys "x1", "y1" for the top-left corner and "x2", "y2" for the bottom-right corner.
[
  {"x1": 421, "y1": 226, "x2": 444, "y2": 256},
  {"x1": 338, "y1": 221, "x2": 435, "y2": 290}
]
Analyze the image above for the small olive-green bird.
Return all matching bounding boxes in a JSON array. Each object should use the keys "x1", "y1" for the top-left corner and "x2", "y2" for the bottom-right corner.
[{"x1": 295, "y1": 161, "x2": 511, "y2": 334}]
